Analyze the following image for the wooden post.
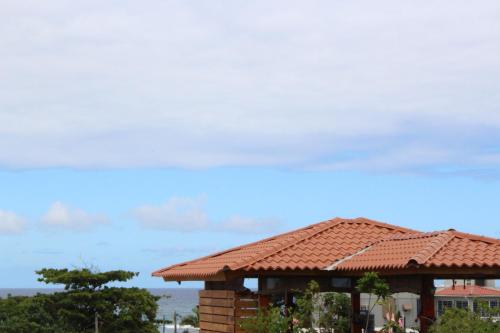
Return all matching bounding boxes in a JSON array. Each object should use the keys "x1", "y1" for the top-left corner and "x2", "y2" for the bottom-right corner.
[
  {"x1": 173, "y1": 310, "x2": 177, "y2": 333},
  {"x1": 351, "y1": 292, "x2": 362, "y2": 333},
  {"x1": 420, "y1": 276, "x2": 435, "y2": 333},
  {"x1": 258, "y1": 293, "x2": 270, "y2": 309}
]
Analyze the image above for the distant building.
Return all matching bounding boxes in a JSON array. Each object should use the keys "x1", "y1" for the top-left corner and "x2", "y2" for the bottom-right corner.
[
  {"x1": 363, "y1": 280, "x2": 500, "y2": 331},
  {"x1": 435, "y1": 283, "x2": 500, "y2": 318},
  {"x1": 442, "y1": 278, "x2": 496, "y2": 288},
  {"x1": 362, "y1": 292, "x2": 420, "y2": 331}
]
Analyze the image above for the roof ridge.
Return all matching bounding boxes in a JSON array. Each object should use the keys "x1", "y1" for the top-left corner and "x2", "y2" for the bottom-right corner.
[
  {"x1": 352, "y1": 217, "x2": 419, "y2": 234},
  {"x1": 230, "y1": 218, "x2": 345, "y2": 271},
  {"x1": 152, "y1": 218, "x2": 337, "y2": 276},
  {"x1": 326, "y1": 244, "x2": 374, "y2": 270},
  {"x1": 384, "y1": 231, "x2": 439, "y2": 241},
  {"x1": 234, "y1": 217, "x2": 415, "y2": 271},
  {"x1": 320, "y1": 220, "x2": 422, "y2": 271},
  {"x1": 449, "y1": 230, "x2": 500, "y2": 244},
  {"x1": 409, "y1": 231, "x2": 455, "y2": 265},
  {"x1": 328, "y1": 231, "x2": 452, "y2": 271},
  {"x1": 436, "y1": 285, "x2": 500, "y2": 296}
]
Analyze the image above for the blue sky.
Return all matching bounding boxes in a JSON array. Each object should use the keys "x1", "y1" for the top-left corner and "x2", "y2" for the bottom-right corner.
[
  {"x1": 1, "y1": 168, "x2": 499, "y2": 287},
  {"x1": 0, "y1": 1, "x2": 499, "y2": 288}
]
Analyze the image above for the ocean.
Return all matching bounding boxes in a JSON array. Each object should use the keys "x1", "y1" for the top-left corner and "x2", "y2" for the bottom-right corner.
[{"x1": 0, "y1": 288, "x2": 200, "y2": 332}]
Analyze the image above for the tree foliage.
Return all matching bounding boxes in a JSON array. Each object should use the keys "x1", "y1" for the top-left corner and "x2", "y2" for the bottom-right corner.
[
  {"x1": 180, "y1": 307, "x2": 199, "y2": 327},
  {"x1": 240, "y1": 280, "x2": 351, "y2": 333},
  {"x1": 429, "y1": 307, "x2": 499, "y2": 333},
  {"x1": 37, "y1": 268, "x2": 137, "y2": 290},
  {"x1": 0, "y1": 268, "x2": 159, "y2": 333},
  {"x1": 294, "y1": 280, "x2": 321, "y2": 330},
  {"x1": 0, "y1": 294, "x2": 64, "y2": 333},
  {"x1": 239, "y1": 306, "x2": 291, "y2": 333},
  {"x1": 356, "y1": 272, "x2": 390, "y2": 333},
  {"x1": 318, "y1": 292, "x2": 351, "y2": 333}
]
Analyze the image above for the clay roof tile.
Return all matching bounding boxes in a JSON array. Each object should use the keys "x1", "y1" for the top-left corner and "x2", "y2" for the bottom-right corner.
[{"x1": 153, "y1": 217, "x2": 499, "y2": 281}]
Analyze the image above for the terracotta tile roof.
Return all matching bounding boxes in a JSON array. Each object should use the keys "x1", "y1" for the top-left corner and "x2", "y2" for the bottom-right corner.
[
  {"x1": 239, "y1": 218, "x2": 412, "y2": 272},
  {"x1": 426, "y1": 231, "x2": 500, "y2": 268},
  {"x1": 332, "y1": 230, "x2": 500, "y2": 271},
  {"x1": 152, "y1": 217, "x2": 415, "y2": 280},
  {"x1": 436, "y1": 285, "x2": 500, "y2": 297},
  {"x1": 153, "y1": 218, "x2": 500, "y2": 281}
]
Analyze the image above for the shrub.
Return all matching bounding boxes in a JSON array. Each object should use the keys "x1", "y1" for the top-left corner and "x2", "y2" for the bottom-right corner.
[
  {"x1": 239, "y1": 306, "x2": 291, "y2": 333},
  {"x1": 429, "y1": 307, "x2": 499, "y2": 333},
  {"x1": 240, "y1": 280, "x2": 351, "y2": 333}
]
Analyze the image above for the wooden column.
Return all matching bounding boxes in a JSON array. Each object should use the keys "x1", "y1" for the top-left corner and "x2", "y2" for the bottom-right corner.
[
  {"x1": 199, "y1": 290, "x2": 236, "y2": 333},
  {"x1": 351, "y1": 292, "x2": 362, "y2": 333},
  {"x1": 258, "y1": 294, "x2": 270, "y2": 308},
  {"x1": 420, "y1": 276, "x2": 435, "y2": 333}
]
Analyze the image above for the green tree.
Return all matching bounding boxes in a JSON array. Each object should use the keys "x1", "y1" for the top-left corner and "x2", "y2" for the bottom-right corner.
[
  {"x1": 240, "y1": 281, "x2": 351, "y2": 333},
  {"x1": 0, "y1": 294, "x2": 64, "y2": 333},
  {"x1": 295, "y1": 280, "x2": 321, "y2": 331},
  {"x1": 0, "y1": 268, "x2": 159, "y2": 333},
  {"x1": 180, "y1": 307, "x2": 199, "y2": 327},
  {"x1": 319, "y1": 292, "x2": 351, "y2": 333},
  {"x1": 356, "y1": 272, "x2": 390, "y2": 333},
  {"x1": 293, "y1": 280, "x2": 351, "y2": 333},
  {"x1": 429, "y1": 307, "x2": 499, "y2": 333}
]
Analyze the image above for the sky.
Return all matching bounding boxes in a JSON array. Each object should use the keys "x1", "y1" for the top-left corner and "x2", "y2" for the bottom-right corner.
[{"x1": 0, "y1": 1, "x2": 499, "y2": 288}]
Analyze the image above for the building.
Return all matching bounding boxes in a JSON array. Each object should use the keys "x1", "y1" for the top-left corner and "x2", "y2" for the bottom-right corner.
[
  {"x1": 435, "y1": 283, "x2": 500, "y2": 318},
  {"x1": 363, "y1": 280, "x2": 500, "y2": 331},
  {"x1": 153, "y1": 217, "x2": 500, "y2": 333}
]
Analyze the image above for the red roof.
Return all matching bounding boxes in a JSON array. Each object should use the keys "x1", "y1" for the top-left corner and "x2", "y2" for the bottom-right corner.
[
  {"x1": 152, "y1": 217, "x2": 413, "y2": 280},
  {"x1": 152, "y1": 217, "x2": 500, "y2": 281},
  {"x1": 436, "y1": 285, "x2": 500, "y2": 297},
  {"x1": 332, "y1": 230, "x2": 500, "y2": 271}
]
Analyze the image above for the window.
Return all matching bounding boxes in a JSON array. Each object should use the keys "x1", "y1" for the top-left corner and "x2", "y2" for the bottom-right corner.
[
  {"x1": 455, "y1": 300, "x2": 469, "y2": 309},
  {"x1": 490, "y1": 300, "x2": 498, "y2": 308},
  {"x1": 438, "y1": 300, "x2": 453, "y2": 316},
  {"x1": 474, "y1": 301, "x2": 488, "y2": 317},
  {"x1": 331, "y1": 277, "x2": 351, "y2": 288}
]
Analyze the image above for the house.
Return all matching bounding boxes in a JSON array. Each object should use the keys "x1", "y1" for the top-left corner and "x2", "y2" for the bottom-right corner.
[{"x1": 435, "y1": 282, "x2": 500, "y2": 318}]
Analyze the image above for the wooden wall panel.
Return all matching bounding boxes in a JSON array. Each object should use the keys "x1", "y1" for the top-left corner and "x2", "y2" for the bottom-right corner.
[
  {"x1": 234, "y1": 293, "x2": 258, "y2": 333},
  {"x1": 199, "y1": 290, "x2": 236, "y2": 333},
  {"x1": 200, "y1": 298, "x2": 234, "y2": 307},
  {"x1": 199, "y1": 290, "x2": 260, "y2": 333},
  {"x1": 199, "y1": 305, "x2": 234, "y2": 316}
]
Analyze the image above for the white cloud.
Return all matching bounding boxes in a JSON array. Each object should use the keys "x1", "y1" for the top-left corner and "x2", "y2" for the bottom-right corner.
[
  {"x1": 133, "y1": 196, "x2": 281, "y2": 234},
  {"x1": 41, "y1": 201, "x2": 108, "y2": 231},
  {"x1": 133, "y1": 197, "x2": 209, "y2": 231},
  {"x1": 0, "y1": 210, "x2": 26, "y2": 234},
  {"x1": 0, "y1": 1, "x2": 499, "y2": 174}
]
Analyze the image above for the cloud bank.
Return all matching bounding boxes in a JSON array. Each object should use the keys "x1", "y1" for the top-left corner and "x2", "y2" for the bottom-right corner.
[
  {"x1": 134, "y1": 197, "x2": 282, "y2": 234},
  {"x1": 133, "y1": 197, "x2": 209, "y2": 231},
  {"x1": 0, "y1": 1, "x2": 499, "y2": 175},
  {"x1": 42, "y1": 201, "x2": 109, "y2": 231}
]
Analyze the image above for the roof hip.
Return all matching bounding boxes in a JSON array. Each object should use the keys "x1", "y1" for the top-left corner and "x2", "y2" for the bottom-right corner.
[
  {"x1": 409, "y1": 232, "x2": 455, "y2": 266},
  {"x1": 230, "y1": 218, "x2": 345, "y2": 271}
]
